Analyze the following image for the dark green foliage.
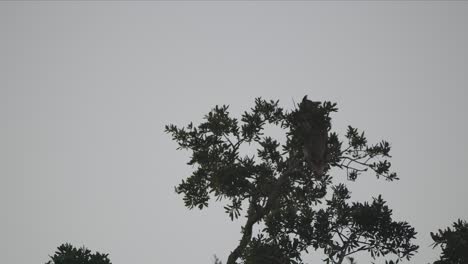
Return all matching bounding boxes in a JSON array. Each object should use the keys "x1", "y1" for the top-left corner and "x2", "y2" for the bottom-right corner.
[
  {"x1": 334, "y1": 126, "x2": 397, "y2": 181},
  {"x1": 319, "y1": 186, "x2": 418, "y2": 263},
  {"x1": 46, "y1": 243, "x2": 111, "y2": 264},
  {"x1": 431, "y1": 219, "x2": 468, "y2": 264},
  {"x1": 243, "y1": 234, "x2": 299, "y2": 264},
  {"x1": 166, "y1": 97, "x2": 418, "y2": 264}
]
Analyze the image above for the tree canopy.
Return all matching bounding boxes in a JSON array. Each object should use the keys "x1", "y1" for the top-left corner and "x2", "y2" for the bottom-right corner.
[
  {"x1": 166, "y1": 96, "x2": 418, "y2": 264},
  {"x1": 430, "y1": 219, "x2": 468, "y2": 264},
  {"x1": 45, "y1": 243, "x2": 111, "y2": 264}
]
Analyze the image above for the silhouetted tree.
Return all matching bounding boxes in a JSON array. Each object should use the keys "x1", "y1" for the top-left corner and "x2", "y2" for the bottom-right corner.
[
  {"x1": 46, "y1": 243, "x2": 111, "y2": 264},
  {"x1": 167, "y1": 96, "x2": 418, "y2": 264},
  {"x1": 348, "y1": 219, "x2": 468, "y2": 264},
  {"x1": 430, "y1": 219, "x2": 468, "y2": 264}
]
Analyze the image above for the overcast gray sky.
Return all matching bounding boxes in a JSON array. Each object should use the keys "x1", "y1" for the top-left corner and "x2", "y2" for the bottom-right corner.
[{"x1": 1, "y1": 2, "x2": 468, "y2": 264}]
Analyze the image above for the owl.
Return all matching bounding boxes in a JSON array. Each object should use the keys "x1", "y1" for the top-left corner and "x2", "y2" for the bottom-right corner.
[{"x1": 297, "y1": 96, "x2": 328, "y2": 176}]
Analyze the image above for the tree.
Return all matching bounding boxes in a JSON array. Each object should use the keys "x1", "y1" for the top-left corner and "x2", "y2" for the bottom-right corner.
[
  {"x1": 45, "y1": 243, "x2": 111, "y2": 264},
  {"x1": 166, "y1": 96, "x2": 419, "y2": 264},
  {"x1": 430, "y1": 219, "x2": 468, "y2": 264}
]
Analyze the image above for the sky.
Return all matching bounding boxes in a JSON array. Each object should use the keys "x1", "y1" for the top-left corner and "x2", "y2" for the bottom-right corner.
[{"x1": 1, "y1": 2, "x2": 468, "y2": 264}]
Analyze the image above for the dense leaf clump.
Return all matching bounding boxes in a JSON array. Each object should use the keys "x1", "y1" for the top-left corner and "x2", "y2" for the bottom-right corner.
[
  {"x1": 431, "y1": 219, "x2": 468, "y2": 264},
  {"x1": 45, "y1": 243, "x2": 111, "y2": 264}
]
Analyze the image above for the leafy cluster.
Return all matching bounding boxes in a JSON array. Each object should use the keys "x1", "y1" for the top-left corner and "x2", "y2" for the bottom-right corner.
[
  {"x1": 165, "y1": 99, "x2": 286, "y2": 211},
  {"x1": 45, "y1": 243, "x2": 111, "y2": 264},
  {"x1": 332, "y1": 126, "x2": 398, "y2": 181},
  {"x1": 431, "y1": 219, "x2": 468, "y2": 264},
  {"x1": 321, "y1": 185, "x2": 418, "y2": 263},
  {"x1": 166, "y1": 97, "x2": 418, "y2": 264}
]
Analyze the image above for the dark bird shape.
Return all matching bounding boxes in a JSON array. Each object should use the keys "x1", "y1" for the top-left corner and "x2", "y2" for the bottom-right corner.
[{"x1": 297, "y1": 96, "x2": 328, "y2": 177}]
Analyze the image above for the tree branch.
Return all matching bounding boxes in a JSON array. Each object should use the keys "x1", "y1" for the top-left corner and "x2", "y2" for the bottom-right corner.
[{"x1": 226, "y1": 159, "x2": 300, "y2": 264}]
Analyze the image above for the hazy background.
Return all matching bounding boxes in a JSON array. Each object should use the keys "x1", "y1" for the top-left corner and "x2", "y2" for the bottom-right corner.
[{"x1": 1, "y1": 2, "x2": 467, "y2": 264}]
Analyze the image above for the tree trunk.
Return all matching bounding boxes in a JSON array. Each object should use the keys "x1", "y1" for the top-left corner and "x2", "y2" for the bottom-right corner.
[
  {"x1": 336, "y1": 242, "x2": 349, "y2": 264},
  {"x1": 226, "y1": 161, "x2": 297, "y2": 264}
]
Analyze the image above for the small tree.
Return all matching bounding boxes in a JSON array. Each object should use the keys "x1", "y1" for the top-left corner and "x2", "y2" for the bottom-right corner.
[
  {"x1": 46, "y1": 243, "x2": 111, "y2": 264},
  {"x1": 431, "y1": 219, "x2": 468, "y2": 264},
  {"x1": 166, "y1": 96, "x2": 418, "y2": 264}
]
